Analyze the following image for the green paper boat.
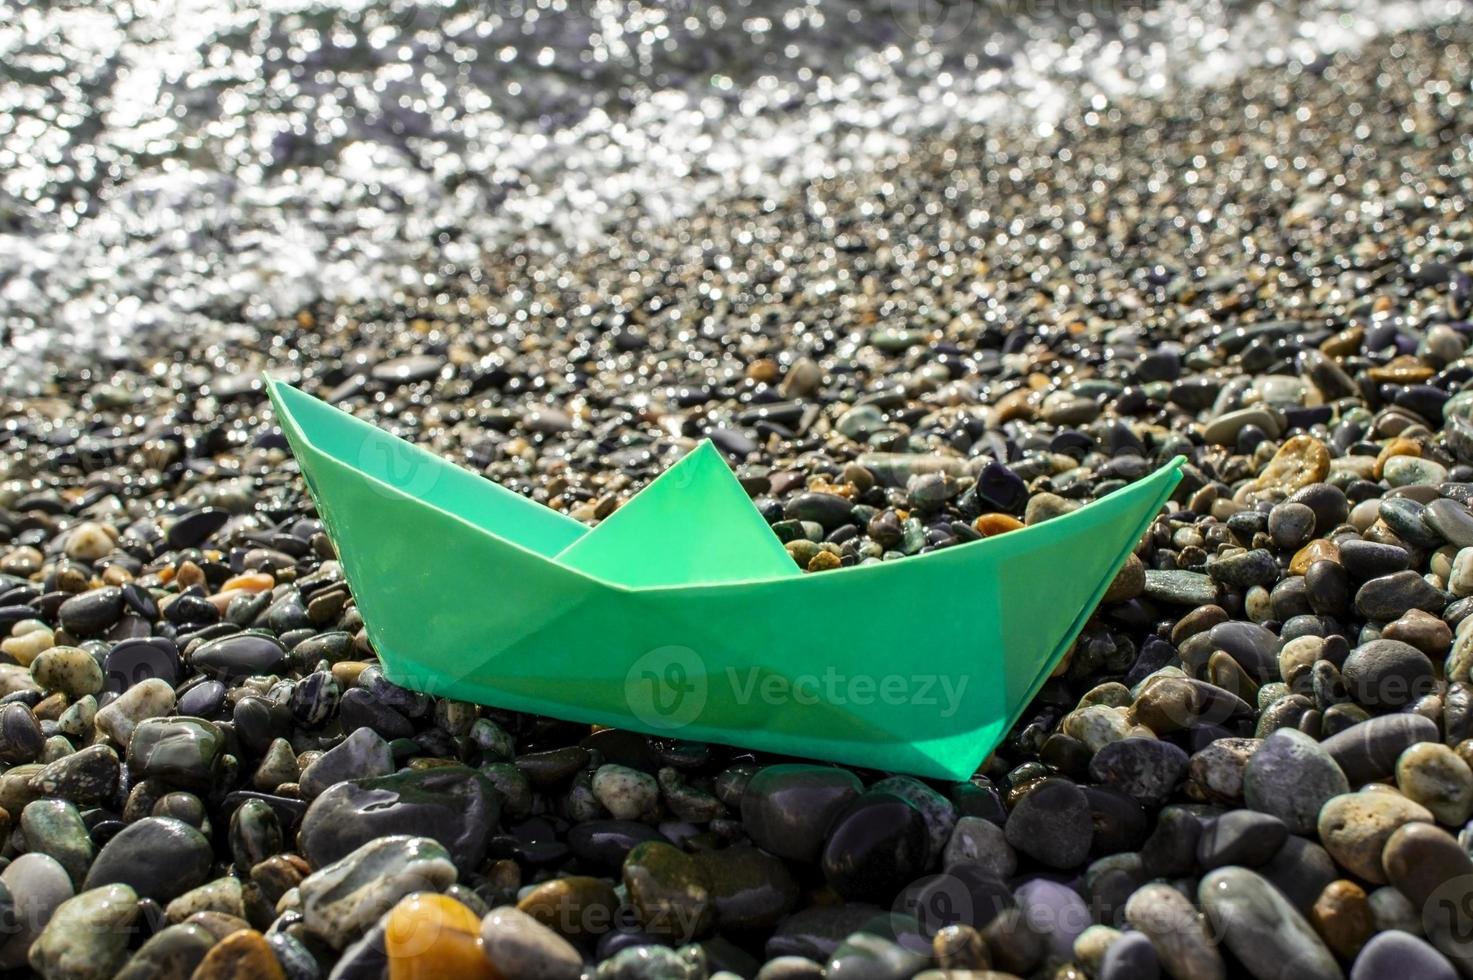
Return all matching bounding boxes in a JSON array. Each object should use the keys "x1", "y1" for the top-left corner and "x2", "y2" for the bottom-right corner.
[{"x1": 266, "y1": 377, "x2": 1184, "y2": 779}]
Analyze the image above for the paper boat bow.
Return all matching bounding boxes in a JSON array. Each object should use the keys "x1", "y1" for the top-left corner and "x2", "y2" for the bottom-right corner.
[{"x1": 266, "y1": 377, "x2": 1183, "y2": 779}]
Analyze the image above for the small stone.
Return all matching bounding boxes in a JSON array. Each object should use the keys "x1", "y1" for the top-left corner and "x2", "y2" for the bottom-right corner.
[
  {"x1": 1073, "y1": 924, "x2": 1121, "y2": 976},
  {"x1": 1103, "y1": 554, "x2": 1146, "y2": 601},
  {"x1": 1381, "y1": 609, "x2": 1453, "y2": 657},
  {"x1": 63, "y1": 522, "x2": 114, "y2": 561},
  {"x1": 384, "y1": 892, "x2": 495, "y2": 980},
  {"x1": 1129, "y1": 675, "x2": 1251, "y2": 733},
  {"x1": 112, "y1": 923, "x2": 215, "y2": 980},
  {"x1": 1243, "y1": 728, "x2": 1349, "y2": 834},
  {"x1": 1199, "y1": 866, "x2": 1341, "y2": 980},
  {"x1": 1026, "y1": 491, "x2": 1080, "y2": 524},
  {"x1": 1205, "y1": 408, "x2": 1281, "y2": 446},
  {"x1": 1088, "y1": 737, "x2": 1188, "y2": 807},
  {"x1": 693, "y1": 846, "x2": 799, "y2": 933},
  {"x1": 2, "y1": 626, "x2": 55, "y2": 668},
  {"x1": 1451, "y1": 547, "x2": 1473, "y2": 597},
  {"x1": 228, "y1": 798, "x2": 283, "y2": 870},
  {"x1": 1004, "y1": 778, "x2": 1092, "y2": 869},
  {"x1": 0, "y1": 702, "x2": 45, "y2": 764},
  {"x1": 1317, "y1": 791, "x2": 1433, "y2": 883},
  {"x1": 57, "y1": 588, "x2": 124, "y2": 637},
  {"x1": 0, "y1": 853, "x2": 74, "y2": 970},
  {"x1": 623, "y1": 841, "x2": 714, "y2": 940},
  {"x1": 299, "y1": 765, "x2": 500, "y2": 874},
  {"x1": 151, "y1": 867, "x2": 237, "y2": 924},
  {"x1": 1206, "y1": 549, "x2": 1280, "y2": 589},
  {"x1": 595, "y1": 944, "x2": 705, "y2": 980},
  {"x1": 299, "y1": 835, "x2": 457, "y2": 948},
  {"x1": 820, "y1": 793, "x2": 928, "y2": 900},
  {"x1": 1269, "y1": 502, "x2": 1318, "y2": 549},
  {"x1": 517, "y1": 876, "x2": 620, "y2": 940},
  {"x1": 126, "y1": 717, "x2": 223, "y2": 790},
  {"x1": 1142, "y1": 570, "x2": 1219, "y2": 606},
  {"x1": 92, "y1": 677, "x2": 175, "y2": 746},
  {"x1": 83, "y1": 816, "x2": 213, "y2": 902},
  {"x1": 1310, "y1": 880, "x2": 1373, "y2": 960},
  {"x1": 28, "y1": 744, "x2": 120, "y2": 806},
  {"x1": 827, "y1": 921, "x2": 930, "y2": 980},
  {"x1": 1426, "y1": 498, "x2": 1473, "y2": 548},
  {"x1": 190, "y1": 929, "x2": 286, "y2": 980},
  {"x1": 27, "y1": 883, "x2": 138, "y2": 980},
  {"x1": 1196, "y1": 809, "x2": 1288, "y2": 869},
  {"x1": 1099, "y1": 931, "x2": 1161, "y2": 980},
  {"x1": 1016, "y1": 877, "x2": 1089, "y2": 962},
  {"x1": 298, "y1": 726, "x2": 393, "y2": 799},
  {"x1": 1350, "y1": 932, "x2": 1457, "y2": 980},
  {"x1": 30, "y1": 647, "x2": 104, "y2": 698},
  {"x1": 592, "y1": 764, "x2": 659, "y2": 820},
  {"x1": 869, "y1": 776, "x2": 956, "y2": 864},
  {"x1": 941, "y1": 816, "x2": 1016, "y2": 879},
  {"x1": 1124, "y1": 883, "x2": 1225, "y2": 980},
  {"x1": 1384, "y1": 455, "x2": 1448, "y2": 486},
  {"x1": 252, "y1": 737, "x2": 298, "y2": 791},
  {"x1": 1321, "y1": 713, "x2": 1439, "y2": 785},
  {"x1": 758, "y1": 957, "x2": 827, "y2": 980},
  {"x1": 1342, "y1": 639, "x2": 1435, "y2": 711},
  {"x1": 1396, "y1": 741, "x2": 1473, "y2": 825},
  {"x1": 480, "y1": 906, "x2": 583, "y2": 980},
  {"x1": 1186, "y1": 737, "x2": 1258, "y2": 804},
  {"x1": 932, "y1": 923, "x2": 989, "y2": 971},
  {"x1": 980, "y1": 906, "x2": 1045, "y2": 975},
  {"x1": 1354, "y1": 571, "x2": 1447, "y2": 622},
  {"x1": 1380, "y1": 821, "x2": 1473, "y2": 967},
  {"x1": 189, "y1": 632, "x2": 287, "y2": 679},
  {"x1": 740, "y1": 764, "x2": 862, "y2": 863},
  {"x1": 1238, "y1": 436, "x2": 1331, "y2": 502},
  {"x1": 1366, "y1": 886, "x2": 1421, "y2": 934},
  {"x1": 20, "y1": 799, "x2": 93, "y2": 888},
  {"x1": 1259, "y1": 836, "x2": 1340, "y2": 915}
]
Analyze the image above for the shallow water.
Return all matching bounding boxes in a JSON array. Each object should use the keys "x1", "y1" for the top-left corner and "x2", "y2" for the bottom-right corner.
[{"x1": 0, "y1": 0, "x2": 1461, "y2": 385}]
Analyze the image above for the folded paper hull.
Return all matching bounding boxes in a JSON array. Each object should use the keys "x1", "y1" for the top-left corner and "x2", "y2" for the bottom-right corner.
[{"x1": 268, "y1": 377, "x2": 1184, "y2": 779}]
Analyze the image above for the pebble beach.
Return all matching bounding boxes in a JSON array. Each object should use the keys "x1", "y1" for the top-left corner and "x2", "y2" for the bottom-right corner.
[{"x1": 4, "y1": 1, "x2": 1473, "y2": 978}]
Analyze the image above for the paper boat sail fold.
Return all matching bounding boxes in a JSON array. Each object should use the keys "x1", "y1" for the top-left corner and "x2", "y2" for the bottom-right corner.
[
  {"x1": 556, "y1": 441, "x2": 801, "y2": 586},
  {"x1": 266, "y1": 376, "x2": 1184, "y2": 779}
]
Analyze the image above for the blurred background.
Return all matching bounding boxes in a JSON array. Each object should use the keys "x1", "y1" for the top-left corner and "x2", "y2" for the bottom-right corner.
[{"x1": 0, "y1": 0, "x2": 1456, "y2": 392}]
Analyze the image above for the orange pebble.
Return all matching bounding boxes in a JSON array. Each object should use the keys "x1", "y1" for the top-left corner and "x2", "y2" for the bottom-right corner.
[
  {"x1": 972, "y1": 514, "x2": 1025, "y2": 537},
  {"x1": 190, "y1": 929, "x2": 285, "y2": 980},
  {"x1": 385, "y1": 893, "x2": 498, "y2": 980},
  {"x1": 1289, "y1": 538, "x2": 1340, "y2": 576},
  {"x1": 221, "y1": 572, "x2": 276, "y2": 593},
  {"x1": 175, "y1": 560, "x2": 207, "y2": 589}
]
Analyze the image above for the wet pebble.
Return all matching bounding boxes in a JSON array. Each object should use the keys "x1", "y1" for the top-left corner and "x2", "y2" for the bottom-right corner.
[
  {"x1": 1004, "y1": 778, "x2": 1093, "y2": 869},
  {"x1": 83, "y1": 816, "x2": 213, "y2": 901},
  {"x1": 741, "y1": 765, "x2": 862, "y2": 863},
  {"x1": 1199, "y1": 866, "x2": 1341, "y2": 980},
  {"x1": 28, "y1": 883, "x2": 138, "y2": 980},
  {"x1": 299, "y1": 835, "x2": 457, "y2": 948},
  {"x1": 481, "y1": 906, "x2": 584, "y2": 980}
]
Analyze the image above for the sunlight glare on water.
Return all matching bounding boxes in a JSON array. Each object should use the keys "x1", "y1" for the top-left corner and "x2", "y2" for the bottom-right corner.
[{"x1": 0, "y1": 0, "x2": 1461, "y2": 382}]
